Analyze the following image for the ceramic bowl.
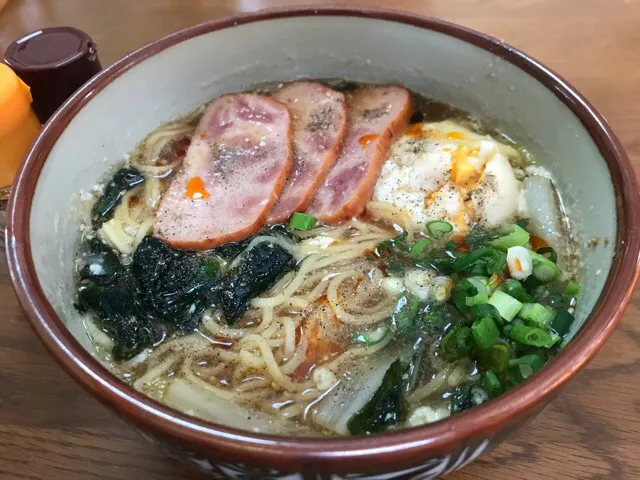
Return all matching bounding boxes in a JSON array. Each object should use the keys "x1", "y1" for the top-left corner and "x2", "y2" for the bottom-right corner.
[{"x1": 7, "y1": 6, "x2": 640, "y2": 479}]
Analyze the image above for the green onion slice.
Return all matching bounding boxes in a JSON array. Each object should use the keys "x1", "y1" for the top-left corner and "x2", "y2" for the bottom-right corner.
[
  {"x1": 426, "y1": 220, "x2": 453, "y2": 239},
  {"x1": 490, "y1": 224, "x2": 530, "y2": 251},
  {"x1": 550, "y1": 309, "x2": 575, "y2": 337},
  {"x1": 288, "y1": 212, "x2": 317, "y2": 231},
  {"x1": 482, "y1": 370, "x2": 503, "y2": 397},
  {"x1": 479, "y1": 342, "x2": 512, "y2": 373},
  {"x1": 508, "y1": 323, "x2": 559, "y2": 348},
  {"x1": 410, "y1": 238, "x2": 433, "y2": 258},
  {"x1": 537, "y1": 246, "x2": 558, "y2": 263},
  {"x1": 566, "y1": 280, "x2": 581, "y2": 296},
  {"x1": 471, "y1": 316, "x2": 500, "y2": 349}
]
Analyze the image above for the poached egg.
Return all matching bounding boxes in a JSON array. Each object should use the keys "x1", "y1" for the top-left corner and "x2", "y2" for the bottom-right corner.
[{"x1": 372, "y1": 121, "x2": 525, "y2": 233}]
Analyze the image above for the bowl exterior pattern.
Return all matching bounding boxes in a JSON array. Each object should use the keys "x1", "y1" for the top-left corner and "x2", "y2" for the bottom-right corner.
[
  {"x1": 135, "y1": 406, "x2": 541, "y2": 479},
  {"x1": 141, "y1": 428, "x2": 490, "y2": 479}
]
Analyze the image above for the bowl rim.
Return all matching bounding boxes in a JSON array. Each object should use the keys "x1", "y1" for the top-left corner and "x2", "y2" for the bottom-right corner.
[{"x1": 6, "y1": 5, "x2": 640, "y2": 473}]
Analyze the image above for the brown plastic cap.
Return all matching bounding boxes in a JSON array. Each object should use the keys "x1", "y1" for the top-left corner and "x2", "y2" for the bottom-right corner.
[{"x1": 4, "y1": 26, "x2": 102, "y2": 123}]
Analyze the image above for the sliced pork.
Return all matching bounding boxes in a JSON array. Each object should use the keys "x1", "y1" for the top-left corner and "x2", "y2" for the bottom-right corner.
[
  {"x1": 306, "y1": 86, "x2": 412, "y2": 223},
  {"x1": 154, "y1": 93, "x2": 292, "y2": 250},
  {"x1": 267, "y1": 82, "x2": 347, "y2": 223}
]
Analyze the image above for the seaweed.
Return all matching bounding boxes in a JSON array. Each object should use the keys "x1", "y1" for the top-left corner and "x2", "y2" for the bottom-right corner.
[
  {"x1": 91, "y1": 167, "x2": 145, "y2": 228},
  {"x1": 218, "y1": 242, "x2": 296, "y2": 325}
]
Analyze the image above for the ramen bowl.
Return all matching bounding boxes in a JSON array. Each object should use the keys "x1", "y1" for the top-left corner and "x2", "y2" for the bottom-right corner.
[{"x1": 7, "y1": 6, "x2": 640, "y2": 479}]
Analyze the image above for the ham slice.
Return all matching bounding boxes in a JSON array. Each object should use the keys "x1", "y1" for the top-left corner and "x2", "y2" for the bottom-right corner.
[
  {"x1": 306, "y1": 85, "x2": 412, "y2": 223},
  {"x1": 267, "y1": 82, "x2": 347, "y2": 223},
  {"x1": 154, "y1": 93, "x2": 292, "y2": 250}
]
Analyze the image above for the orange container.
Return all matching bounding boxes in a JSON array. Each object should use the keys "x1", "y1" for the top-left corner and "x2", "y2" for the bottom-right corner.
[{"x1": 0, "y1": 64, "x2": 42, "y2": 194}]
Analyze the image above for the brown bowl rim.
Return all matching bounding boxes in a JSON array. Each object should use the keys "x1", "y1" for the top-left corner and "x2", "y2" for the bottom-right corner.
[{"x1": 6, "y1": 5, "x2": 640, "y2": 473}]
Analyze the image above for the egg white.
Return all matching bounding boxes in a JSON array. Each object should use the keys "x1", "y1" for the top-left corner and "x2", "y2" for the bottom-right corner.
[{"x1": 373, "y1": 121, "x2": 525, "y2": 233}]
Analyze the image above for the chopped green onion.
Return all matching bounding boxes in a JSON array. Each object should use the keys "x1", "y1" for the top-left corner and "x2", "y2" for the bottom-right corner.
[
  {"x1": 490, "y1": 224, "x2": 530, "y2": 251},
  {"x1": 470, "y1": 303, "x2": 503, "y2": 325},
  {"x1": 455, "y1": 327, "x2": 474, "y2": 355},
  {"x1": 479, "y1": 343, "x2": 512, "y2": 373},
  {"x1": 393, "y1": 293, "x2": 420, "y2": 334},
  {"x1": 482, "y1": 370, "x2": 503, "y2": 397},
  {"x1": 352, "y1": 323, "x2": 390, "y2": 346},
  {"x1": 465, "y1": 277, "x2": 489, "y2": 306},
  {"x1": 509, "y1": 353, "x2": 545, "y2": 371},
  {"x1": 487, "y1": 273, "x2": 503, "y2": 294},
  {"x1": 519, "y1": 303, "x2": 554, "y2": 329},
  {"x1": 508, "y1": 323, "x2": 559, "y2": 348},
  {"x1": 426, "y1": 220, "x2": 453, "y2": 239},
  {"x1": 410, "y1": 238, "x2": 433, "y2": 258},
  {"x1": 441, "y1": 328, "x2": 459, "y2": 359},
  {"x1": 537, "y1": 246, "x2": 557, "y2": 263},
  {"x1": 550, "y1": 309, "x2": 575, "y2": 337},
  {"x1": 485, "y1": 249, "x2": 507, "y2": 274},
  {"x1": 487, "y1": 290, "x2": 523, "y2": 322},
  {"x1": 288, "y1": 212, "x2": 317, "y2": 231},
  {"x1": 452, "y1": 247, "x2": 490, "y2": 271},
  {"x1": 502, "y1": 279, "x2": 532, "y2": 303},
  {"x1": 566, "y1": 281, "x2": 581, "y2": 296},
  {"x1": 471, "y1": 316, "x2": 500, "y2": 349},
  {"x1": 201, "y1": 257, "x2": 221, "y2": 278},
  {"x1": 516, "y1": 218, "x2": 530, "y2": 229},
  {"x1": 529, "y1": 251, "x2": 561, "y2": 283}
]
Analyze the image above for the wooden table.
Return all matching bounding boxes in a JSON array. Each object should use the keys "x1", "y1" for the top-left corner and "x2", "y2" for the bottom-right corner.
[{"x1": 1, "y1": 0, "x2": 639, "y2": 478}]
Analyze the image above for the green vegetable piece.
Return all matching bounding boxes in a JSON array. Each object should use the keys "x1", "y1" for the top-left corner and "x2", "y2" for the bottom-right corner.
[
  {"x1": 485, "y1": 249, "x2": 507, "y2": 275},
  {"x1": 487, "y1": 273, "x2": 502, "y2": 294},
  {"x1": 347, "y1": 359, "x2": 408, "y2": 434},
  {"x1": 456, "y1": 327, "x2": 475, "y2": 355},
  {"x1": 516, "y1": 218, "x2": 530, "y2": 229},
  {"x1": 566, "y1": 280, "x2": 581, "y2": 296},
  {"x1": 519, "y1": 303, "x2": 554, "y2": 329},
  {"x1": 509, "y1": 353, "x2": 545, "y2": 371},
  {"x1": 487, "y1": 290, "x2": 523, "y2": 322},
  {"x1": 490, "y1": 224, "x2": 530, "y2": 251},
  {"x1": 470, "y1": 303, "x2": 503, "y2": 325},
  {"x1": 508, "y1": 323, "x2": 559, "y2": 348},
  {"x1": 529, "y1": 251, "x2": 561, "y2": 283},
  {"x1": 536, "y1": 246, "x2": 558, "y2": 263},
  {"x1": 502, "y1": 279, "x2": 532, "y2": 303},
  {"x1": 550, "y1": 309, "x2": 575, "y2": 337},
  {"x1": 479, "y1": 343, "x2": 512, "y2": 373},
  {"x1": 410, "y1": 238, "x2": 433, "y2": 258},
  {"x1": 393, "y1": 293, "x2": 421, "y2": 334},
  {"x1": 451, "y1": 279, "x2": 477, "y2": 313},
  {"x1": 465, "y1": 277, "x2": 489, "y2": 306},
  {"x1": 352, "y1": 323, "x2": 391, "y2": 346},
  {"x1": 218, "y1": 242, "x2": 296, "y2": 325},
  {"x1": 472, "y1": 316, "x2": 500, "y2": 349},
  {"x1": 201, "y1": 256, "x2": 221, "y2": 278},
  {"x1": 288, "y1": 212, "x2": 317, "y2": 231},
  {"x1": 426, "y1": 220, "x2": 453, "y2": 239},
  {"x1": 452, "y1": 247, "x2": 490, "y2": 272},
  {"x1": 465, "y1": 227, "x2": 499, "y2": 249},
  {"x1": 507, "y1": 354, "x2": 545, "y2": 384},
  {"x1": 91, "y1": 167, "x2": 145, "y2": 228},
  {"x1": 482, "y1": 370, "x2": 503, "y2": 397}
]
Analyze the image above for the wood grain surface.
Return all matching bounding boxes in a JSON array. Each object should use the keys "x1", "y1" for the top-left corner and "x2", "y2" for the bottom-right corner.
[{"x1": 1, "y1": 0, "x2": 639, "y2": 479}]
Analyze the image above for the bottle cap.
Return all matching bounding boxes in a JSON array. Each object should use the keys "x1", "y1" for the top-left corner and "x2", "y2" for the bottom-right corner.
[
  {"x1": 0, "y1": 63, "x2": 34, "y2": 136},
  {"x1": 4, "y1": 26, "x2": 102, "y2": 123}
]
